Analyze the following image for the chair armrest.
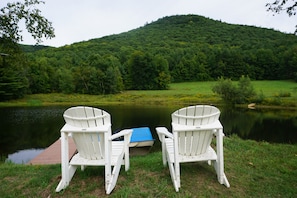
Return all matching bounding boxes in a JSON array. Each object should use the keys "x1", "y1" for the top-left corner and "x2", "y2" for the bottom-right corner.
[
  {"x1": 61, "y1": 123, "x2": 111, "y2": 133},
  {"x1": 172, "y1": 120, "x2": 223, "y2": 131},
  {"x1": 110, "y1": 129, "x2": 132, "y2": 142},
  {"x1": 156, "y1": 127, "x2": 173, "y2": 140}
]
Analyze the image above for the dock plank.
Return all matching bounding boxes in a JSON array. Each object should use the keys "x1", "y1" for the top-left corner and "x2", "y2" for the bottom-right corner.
[{"x1": 28, "y1": 138, "x2": 76, "y2": 165}]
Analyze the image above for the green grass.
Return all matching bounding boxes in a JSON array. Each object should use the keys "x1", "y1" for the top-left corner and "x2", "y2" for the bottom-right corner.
[
  {"x1": 250, "y1": 81, "x2": 297, "y2": 107},
  {"x1": 1, "y1": 80, "x2": 296, "y2": 108},
  {"x1": 0, "y1": 135, "x2": 296, "y2": 197},
  {"x1": 252, "y1": 80, "x2": 297, "y2": 96}
]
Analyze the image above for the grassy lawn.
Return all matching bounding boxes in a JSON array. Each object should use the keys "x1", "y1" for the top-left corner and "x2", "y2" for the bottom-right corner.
[
  {"x1": 0, "y1": 80, "x2": 296, "y2": 108},
  {"x1": 252, "y1": 80, "x2": 297, "y2": 96},
  {"x1": 1, "y1": 135, "x2": 296, "y2": 197}
]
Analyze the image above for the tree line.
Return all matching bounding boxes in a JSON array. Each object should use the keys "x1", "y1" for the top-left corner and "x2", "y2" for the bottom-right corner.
[{"x1": 1, "y1": 14, "x2": 297, "y2": 100}]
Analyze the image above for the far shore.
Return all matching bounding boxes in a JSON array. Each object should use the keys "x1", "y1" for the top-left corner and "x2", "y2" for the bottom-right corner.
[{"x1": 0, "y1": 81, "x2": 296, "y2": 109}]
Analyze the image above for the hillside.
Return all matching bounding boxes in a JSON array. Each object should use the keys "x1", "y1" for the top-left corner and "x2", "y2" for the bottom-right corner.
[
  {"x1": 19, "y1": 44, "x2": 53, "y2": 53},
  {"x1": 37, "y1": 14, "x2": 295, "y2": 58},
  {"x1": 102, "y1": 14, "x2": 294, "y2": 49},
  {"x1": 3, "y1": 14, "x2": 297, "y2": 98},
  {"x1": 65, "y1": 14, "x2": 296, "y2": 50}
]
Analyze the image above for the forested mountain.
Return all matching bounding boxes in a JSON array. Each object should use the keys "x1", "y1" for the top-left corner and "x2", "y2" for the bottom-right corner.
[{"x1": 1, "y1": 15, "x2": 297, "y2": 99}]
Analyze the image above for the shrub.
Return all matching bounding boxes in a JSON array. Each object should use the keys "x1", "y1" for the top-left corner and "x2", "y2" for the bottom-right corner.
[
  {"x1": 212, "y1": 76, "x2": 256, "y2": 104},
  {"x1": 253, "y1": 90, "x2": 265, "y2": 103},
  {"x1": 274, "y1": 91, "x2": 291, "y2": 97}
]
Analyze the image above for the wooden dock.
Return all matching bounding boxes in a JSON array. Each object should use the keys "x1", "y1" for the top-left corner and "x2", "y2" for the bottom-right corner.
[
  {"x1": 28, "y1": 138, "x2": 76, "y2": 165},
  {"x1": 28, "y1": 127, "x2": 154, "y2": 165}
]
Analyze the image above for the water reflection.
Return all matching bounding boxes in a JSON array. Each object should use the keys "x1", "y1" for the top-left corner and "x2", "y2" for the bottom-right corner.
[
  {"x1": 0, "y1": 106, "x2": 66, "y2": 164},
  {"x1": 220, "y1": 108, "x2": 297, "y2": 144},
  {"x1": 6, "y1": 149, "x2": 43, "y2": 164},
  {"x1": 0, "y1": 105, "x2": 296, "y2": 164},
  {"x1": 0, "y1": 107, "x2": 65, "y2": 148}
]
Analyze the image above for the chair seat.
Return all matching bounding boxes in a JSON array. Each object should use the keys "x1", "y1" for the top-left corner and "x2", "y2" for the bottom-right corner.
[
  {"x1": 165, "y1": 138, "x2": 217, "y2": 163},
  {"x1": 70, "y1": 141, "x2": 126, "y2": 166}
]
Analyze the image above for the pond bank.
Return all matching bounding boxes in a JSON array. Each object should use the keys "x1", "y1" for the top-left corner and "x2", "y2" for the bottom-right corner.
[
  {"x1": 1, "y1": 81, "x2": 297, "y2": 108},
  {"x1": 0, "y1": 92, "x2": 296, "y2": 110}
]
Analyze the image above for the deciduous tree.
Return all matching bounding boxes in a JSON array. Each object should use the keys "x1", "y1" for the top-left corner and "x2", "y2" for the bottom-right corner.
[{"x1": 0, "y1": 0, "x2": 55, "y2": 100}]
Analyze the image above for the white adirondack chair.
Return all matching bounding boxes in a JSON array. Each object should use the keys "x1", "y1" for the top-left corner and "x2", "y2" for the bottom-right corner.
[
  {"x1": 156, "y1": 105, "x2": 230, "y2": 192},
  {"x1": 55, "y1": 106, "x2": 132, "y2": 194}
]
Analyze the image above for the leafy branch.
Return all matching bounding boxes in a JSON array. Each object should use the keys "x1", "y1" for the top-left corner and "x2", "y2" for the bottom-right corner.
[
  {"x1": 0, "y1": 0, "x2": 55, "y2": 43},
  {"x1": 266, "y1": 0, "x2": 297, "y2": 34}
]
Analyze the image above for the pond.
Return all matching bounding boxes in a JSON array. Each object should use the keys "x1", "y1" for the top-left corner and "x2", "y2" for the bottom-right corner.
[{"x1": 1, "y1": 104, "x2": 296, "y2": 164}]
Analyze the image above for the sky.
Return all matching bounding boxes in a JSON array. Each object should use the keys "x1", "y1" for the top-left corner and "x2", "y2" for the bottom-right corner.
[{"x1": 1, "y1": 0, "x2": 296, "y2": 47}]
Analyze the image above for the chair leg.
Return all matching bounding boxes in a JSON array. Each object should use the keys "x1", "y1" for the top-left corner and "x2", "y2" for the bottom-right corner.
[
  {"x1": 55, "y1": 165, "x2": 77, "y2": 192},
  {"x1": 106, "y1": 152, "x2": 124, "y2": 194},
  {"x1": 214, "y1": 161, "x2": 230, "y2": 187},
  {"x1": 56, "y1": 180, "x2": 66, "y2": 192},
  {"x1": 156, "y1": 127, "x2": 170, "y2": 166},
  {"x1": 56, "y1": 132, "x2": 78, "y2": 192},
  {"x1": 168, "y1": 161, "x2": 179, "y2": 192},
  {"x1": 207, "y1": 160, "x2": 212, "y2": 166},
  {"x1": 215, "y1": 128, "x2": 230, "y2": 188},
  {"x1": 124, "y1": 146, "x2": 130, "y2": 171},
  {"x1": 162, "y1": 146, "x2": 168, "y2": 166},
  {"x1": 221, "y1": 173, "x2": 230, "y2": 188}
]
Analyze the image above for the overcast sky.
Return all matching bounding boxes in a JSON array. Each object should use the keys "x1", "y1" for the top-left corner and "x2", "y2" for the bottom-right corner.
[{"x1": 2, "y1": 0, "x2": 296, "y2": 47}]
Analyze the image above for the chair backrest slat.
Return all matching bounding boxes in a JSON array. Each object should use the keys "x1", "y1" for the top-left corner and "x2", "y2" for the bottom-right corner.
[
  {"x1": 172, "y1": 105, "x2": 220, "y2": 126},
  {"x1": 63, "y1": 106, "x2": 111, "y2": 160},
  {"x1": 172, "y1": 105, "x2": 220, "y2": 156}
]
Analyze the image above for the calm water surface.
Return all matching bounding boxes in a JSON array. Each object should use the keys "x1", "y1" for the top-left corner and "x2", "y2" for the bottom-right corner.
[{"x1": 1, "y1": 105, "x2": 296, "y2": 164}]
